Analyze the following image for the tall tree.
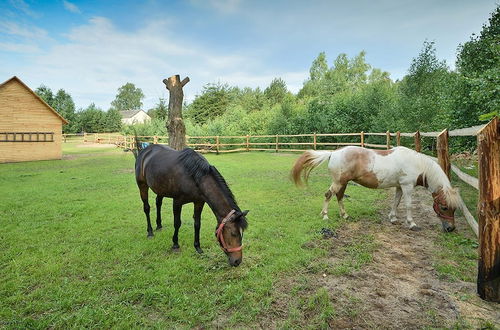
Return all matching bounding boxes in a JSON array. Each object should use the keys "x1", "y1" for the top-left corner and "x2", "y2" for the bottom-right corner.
[
  {"x1": 53, "y1": 89, "x2": 77, "y2": 133},
  {"x1": 148, "y1": 97, "x2": 168, "y2": 120},
  {"x1": 264, "y1": 78, "x2": 289, "y2": 106},
  {"x1": 110, "y1": 83, "x2": 145, "y2": 111},
  {"x1": 309, "y1": 52, "x2": 328, "y2": 81},
  {"x1": 453, "y1": 5, "x2": 499, "y2": 125},
  {"x1": 397, "y1": 41, "x2": 454, "y2": 131},
  {"x1": 185, "y1": 82, "x2": 236, "y2": 124},
  {"x1": 35, "y1": 85, "x2": 54, "y2": 105}
]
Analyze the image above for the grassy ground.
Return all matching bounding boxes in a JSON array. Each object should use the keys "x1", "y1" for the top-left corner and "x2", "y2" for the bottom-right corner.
[{"x1": 0, "y1": 146, "x2": 385, "y2": 328}]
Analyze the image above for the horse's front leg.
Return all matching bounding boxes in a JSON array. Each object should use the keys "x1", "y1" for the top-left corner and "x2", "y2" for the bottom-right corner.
[
  {"x1": 193, "y1": 201, "x2": 205, "y2": 254},
  {"x1": 388, "y1": 187, "x2": 402, "y2": 224},
  {"x1": 401, "y1": 185, "x2": 418, "y2": 230},
  {"x1": 172, "y1": 199, "x2": 183, "y2": 251},
  {"x1": 155, "y1": 195, "x2": 163, "y2": 231}
]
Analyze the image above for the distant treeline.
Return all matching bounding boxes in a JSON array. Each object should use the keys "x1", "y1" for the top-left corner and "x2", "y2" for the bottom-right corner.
[{"x1": 39, "y1": 5, "x2": 498, "y2": 152}]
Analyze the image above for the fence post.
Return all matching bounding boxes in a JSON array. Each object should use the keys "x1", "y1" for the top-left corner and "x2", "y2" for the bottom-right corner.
[
  {"x1": 477, "y1": 116, "x2": 500, "y2": 302},
  {"x1": 95, "y1": 133, "x2": 99, "y2": 143},
  {"x1": 216, "y1": 136, "x2": 220, "y2": 154},
  {"x1": 386, "y1": 131, "x2": 391, "y2": 149},
  {"x1": 414, "y1": 130, "x2": 421, "y2": 152},
  {"x1": 360, "y1": 131, "x2": 365, "y2": 147},
  {"x1": 437, "y1": 129, "x2": 450, "y2": 179},
  {"x1": 275, "y1": 135, "x2": 279, "y2": 153},
  {"x1": 246, "y1": 135, "x2": 249, "y2": 152},
  {"x1": 313, "y1": 133, "x2": 317, "y2": 150},
  {"x1": 396, "y1": 131, "x2": 401, "y2": 146},
  {"x1": 154, "y1": 136, "x2": 158, "y2": 144}
]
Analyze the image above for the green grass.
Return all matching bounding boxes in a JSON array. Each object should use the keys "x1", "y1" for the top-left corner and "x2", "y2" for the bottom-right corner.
[{"x1": 0, "y1": 148, "x2": 385, "y2": 328}]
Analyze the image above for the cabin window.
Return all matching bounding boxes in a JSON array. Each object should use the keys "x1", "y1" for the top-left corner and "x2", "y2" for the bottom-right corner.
[{"x1": 0, "y1": 132, "x2": 55, "y2": 142}]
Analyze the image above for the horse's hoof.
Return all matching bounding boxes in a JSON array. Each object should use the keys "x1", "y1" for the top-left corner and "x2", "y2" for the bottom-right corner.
[
  {"x1": 195, "y1": 248, "x2": 204, "y2": 254},
  {"x1": 389, "y1": 218, "x2": 398, "y2": 224},
  {"x1": 341, "y1": 214, "x2": 350, "y2": 220},
  {"x1": 147, "y1": 234, "x2": 154, "y2": 239},
  {"x1": 409, "y1": 225, "x2": 421, "y2": 231},
  {"x1": 322, "y1": 215, "x2": 329, "y2": 220},
  {"x1": 172, "y1": 247, "x2": 180, "y2": 252},
  {"x1": 155, "y1": 226, "x2": 162, "y2": 231}
]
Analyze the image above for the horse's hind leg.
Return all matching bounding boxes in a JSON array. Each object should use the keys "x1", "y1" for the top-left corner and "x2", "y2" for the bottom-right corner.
[
  {"x1": 321, "y1": 182, "x2": 344, "y2": 220},
  {"x1": 336, "y1": 184, "x2": 349, "y2": 219},
  {"x1": 155, "y1": 196, "x2": 163, "y2": 231},
  {"x1": 139, "y1": 185, "x2": 153, "y2": 238},
  {"x1": 193, "y1": 201, "x2": 205, "y2": 254},
  {"x1": 388, "y1": 187, "x2": 402, "y2": 224},
  {"x1": 171, "y1": 199, "x2": 183, "y2": 251}
]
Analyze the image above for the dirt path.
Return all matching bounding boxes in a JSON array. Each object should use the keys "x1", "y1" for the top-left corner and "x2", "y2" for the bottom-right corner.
[{"x1": 262, "y1": 187, "x2": 499, "y2": 329}]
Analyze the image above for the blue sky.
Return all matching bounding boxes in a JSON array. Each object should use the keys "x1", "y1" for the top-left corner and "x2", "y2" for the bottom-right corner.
[{"x1": 0, "y1": 0, "x2": 497, "y2": 111}]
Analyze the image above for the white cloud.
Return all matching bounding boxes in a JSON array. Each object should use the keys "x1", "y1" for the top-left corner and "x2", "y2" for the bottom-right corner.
[
  {"x1": 0, "y1": 42, "x2": 41, "y2": 53},
  {"x1": 63, "y1": 0, "x2": 81, "y2": 14},
  {"x1": 0, "y1": 20, "x2": 48, "y2": 39},
  {"x1": 8, "y1": 0, "x2": 40, "y2": 18},
  {"x1": 3, "y1": 16, "x2": 304, "y2": 110}
]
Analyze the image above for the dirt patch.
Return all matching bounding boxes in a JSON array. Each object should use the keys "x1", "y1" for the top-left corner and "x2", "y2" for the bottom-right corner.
[{"x1": 259, "y1": 188, "x2": 499, "y2": 329}]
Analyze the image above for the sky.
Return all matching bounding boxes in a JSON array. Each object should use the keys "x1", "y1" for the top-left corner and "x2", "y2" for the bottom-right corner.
[{"x1": 0, "y1": 0, "x2": 497, "y2": 111}]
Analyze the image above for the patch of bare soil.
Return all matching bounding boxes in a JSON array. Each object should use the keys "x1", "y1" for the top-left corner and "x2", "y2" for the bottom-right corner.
[{"x1": 261, "y1": 188, "x2": 499, "y2": 329}]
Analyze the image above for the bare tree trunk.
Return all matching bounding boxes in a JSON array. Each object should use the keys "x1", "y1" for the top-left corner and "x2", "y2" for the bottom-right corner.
[{"x1": 163, "y1": 75, "x2": 189, "y2": 150}]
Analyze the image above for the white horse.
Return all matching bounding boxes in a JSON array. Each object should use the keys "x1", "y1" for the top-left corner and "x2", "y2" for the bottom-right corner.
[{"x1": 291, "y1": 146, "x2": 460, "y2": 232}]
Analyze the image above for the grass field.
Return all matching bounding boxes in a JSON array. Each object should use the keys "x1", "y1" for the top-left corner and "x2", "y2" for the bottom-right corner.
[{"x1": 0, "y1": 145, "x2": 387, "y2": 328}]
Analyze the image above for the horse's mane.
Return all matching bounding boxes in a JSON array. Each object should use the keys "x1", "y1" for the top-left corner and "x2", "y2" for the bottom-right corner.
[
  {"x1": 177, "y1": 148, "x2": 247, "y2": 229},
  {"x1": 416, "y1": 151, "x2": 460, "y2": 208}
]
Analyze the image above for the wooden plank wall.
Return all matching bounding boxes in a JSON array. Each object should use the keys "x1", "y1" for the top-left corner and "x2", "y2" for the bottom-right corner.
[{"x1": 0, "y1": 80, "x2": 63, "y2": 163}]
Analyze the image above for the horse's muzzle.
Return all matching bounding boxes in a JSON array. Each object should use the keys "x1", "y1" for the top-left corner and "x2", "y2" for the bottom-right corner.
[
  {"x1": 229, "y1": 256, "x2": 242, "y2": 267},
  {"x1": 441, "y1": 222, "x2": 456, "y2": 232}
]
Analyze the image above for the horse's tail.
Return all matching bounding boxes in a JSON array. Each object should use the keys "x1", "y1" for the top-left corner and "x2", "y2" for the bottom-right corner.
[
  {"x1": 291, "y1": 150, "x2": 332, "y2": 187},
  {"x1": 132, "y1": 130, "x2": 143, "y2": 159}
]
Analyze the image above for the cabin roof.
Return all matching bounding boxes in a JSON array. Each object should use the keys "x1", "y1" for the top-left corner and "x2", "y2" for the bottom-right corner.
[
  {"x1": 0, "y1": 76, "x2": 69, "y2": 124},
  {"x1": 119, "y1": 110, "x2": 149, "y2": 119}
]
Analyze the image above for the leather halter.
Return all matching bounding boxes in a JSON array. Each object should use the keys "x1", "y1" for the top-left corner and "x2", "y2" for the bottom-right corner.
[
  {"x1": 433, "y1": 200, "x2": 454, "y2": 220},
  {"x1": 216, "y1": 209, "x2": 242, "y2": 253}
]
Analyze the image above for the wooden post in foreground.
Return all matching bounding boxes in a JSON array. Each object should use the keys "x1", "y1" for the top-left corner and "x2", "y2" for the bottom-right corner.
[
  {"x1": 360, "y1": 131, "x2": 365, "y2": 148},
  {"x1": 163, "y1": 74, "x2": 189, "y2": 150},
  {"x1": 216, "y1": 136, "x2": 220, "y2": 155},
  {"x1": 386, "y1": 131, "x2": 391, "y2": 149},
  {"x1": 396, "y1": 131, "x2": 401, "y2": 146},
  {"x1": 275, "y1": 135, "x2": 279, "y2": 152},
  {"x1": 313, "y1": 133, "x2": 317, "y2": 150},
  {"x1": 246, "y1": 135, "x2": 249, "y2": 152},
  {"x1": 477, "y1": 117, "x2": 500, "y2": 302},
  {"x1": 414, "y1": 130, "x2": 421, "y2": 152},
  {"x1": 437, "y1": 129, "x2": 450, "y2": 179}
]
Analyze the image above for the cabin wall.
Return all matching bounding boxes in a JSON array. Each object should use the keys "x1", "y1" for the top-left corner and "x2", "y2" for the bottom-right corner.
[{"x1": 0, "y1": 80, "x2": 63, "y2": 163}]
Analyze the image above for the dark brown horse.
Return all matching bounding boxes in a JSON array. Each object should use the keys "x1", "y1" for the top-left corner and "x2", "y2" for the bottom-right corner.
[{"x1": 134, "y1": 141, "x2": 248, "y2": 266}]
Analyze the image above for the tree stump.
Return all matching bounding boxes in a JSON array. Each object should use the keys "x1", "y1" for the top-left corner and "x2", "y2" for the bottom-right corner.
[{"x1": 163, "y1": 75, "x2": 190, "y2": 150}]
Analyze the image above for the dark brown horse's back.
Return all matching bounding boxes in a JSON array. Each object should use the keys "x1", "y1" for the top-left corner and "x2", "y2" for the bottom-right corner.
[{"x1": 135, "y1": 145, "x2": 200, "y2": 201}]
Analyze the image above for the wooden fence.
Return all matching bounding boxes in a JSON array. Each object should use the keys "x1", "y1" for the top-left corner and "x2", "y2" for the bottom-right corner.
[{"x1": 66, "y1": 118, "x2": 499, "y2": 302}]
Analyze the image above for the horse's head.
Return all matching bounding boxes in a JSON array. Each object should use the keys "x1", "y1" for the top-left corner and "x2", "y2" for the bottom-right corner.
[
  {"x1": 432, "y1": 188, "x2": 459, "y2": 232},
  {"x1": 216, "y1": 210, "x2": 249, "y2": 267}
]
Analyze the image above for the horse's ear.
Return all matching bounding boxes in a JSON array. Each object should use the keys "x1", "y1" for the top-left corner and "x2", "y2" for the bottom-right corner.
[{"x1": 241, "y1": 210, "x2": 249, "y2": 217}]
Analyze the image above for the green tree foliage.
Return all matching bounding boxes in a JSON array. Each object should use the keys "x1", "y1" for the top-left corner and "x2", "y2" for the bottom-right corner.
[
  {"x1": 185, "y1": 83, "x2": 236, "y2": 124},
  {"x1": 35, "y1": 85, "x2": 54, "y2": 105},
  {"x1": 396, "y1": 41, "x2": 455, "y2": 132},
  {"x1": 147, "y1": 98, "x2": 168, "y2": 120},
  {"x1": 453, "y1": 5, "x2": 499, "y2": 126},
  {"x1": 35, "y1": 85, "x2": 78, "y2": 133},
  {"x1": 110, "y1": 83, "x2": 145, "y2": 111},
  {"x1": 264, "y1": 78, "x2": 289, "y2": 106},
  {"x1": 76, "y1": 103, "x2": 106, "y2": 132},
  {"x1": 104, "y1": 109, "x2": 123, "y2": 132}
]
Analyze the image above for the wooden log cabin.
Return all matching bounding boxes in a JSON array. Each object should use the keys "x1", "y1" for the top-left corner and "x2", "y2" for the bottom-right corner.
[{"x1": 0, "y1": 76, "x2": 68, "y2": 163}]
